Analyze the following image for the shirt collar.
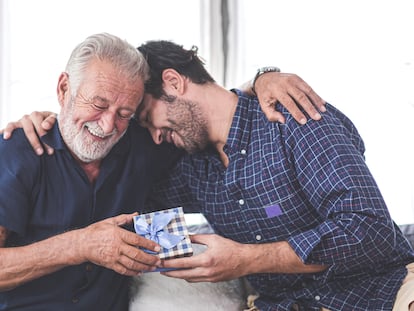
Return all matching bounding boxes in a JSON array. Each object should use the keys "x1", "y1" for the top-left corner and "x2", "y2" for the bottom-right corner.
[{"x1": 223, "y1": 89, "x2": 254, "y2": 155}]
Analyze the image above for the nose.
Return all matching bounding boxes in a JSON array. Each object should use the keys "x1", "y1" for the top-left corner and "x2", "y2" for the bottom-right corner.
[
  {"x1": 99, "y1": 111, "x2": 116, "y2": 134},
  {"x1": 149, "y1": 127, "x2": 163, "y2": 145}
]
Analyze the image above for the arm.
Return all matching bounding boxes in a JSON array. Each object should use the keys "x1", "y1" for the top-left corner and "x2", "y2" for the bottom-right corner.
[
  {"x1": 283, "y1": 106, "x2": 397, "y2": 268},
  {"x1": 160, "y1": 234, "x2": 326, "y2": 282},
  {"x1": 0, "y1": 213, "x2": 161, "y2": 291},
  {"x1": 240, "y1": 71, "x2": 326, "y2": 124}
]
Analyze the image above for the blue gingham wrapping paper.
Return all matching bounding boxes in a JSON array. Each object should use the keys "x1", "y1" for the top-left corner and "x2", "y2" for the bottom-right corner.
[{"x1": 135, "y1": 207, "x2": 193, "y2": 260}]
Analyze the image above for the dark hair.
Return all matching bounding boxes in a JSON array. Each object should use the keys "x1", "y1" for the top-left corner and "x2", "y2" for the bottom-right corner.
[{"x1": 137, "y1": 40, "x2": 215, "y2": 98}]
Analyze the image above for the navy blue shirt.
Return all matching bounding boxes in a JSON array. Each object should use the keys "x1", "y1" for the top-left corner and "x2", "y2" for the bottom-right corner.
[
  {"x1": 0, "y1": 119, "x2": 178, "y2": 310},
  {"x1": 148, "y1": 89, "x2": 414, "y2": 311}
]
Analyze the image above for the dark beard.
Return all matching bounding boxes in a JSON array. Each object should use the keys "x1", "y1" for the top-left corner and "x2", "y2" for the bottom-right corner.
[{"x1": 165, "y1": 96, "x2": 209, "y2": 154}]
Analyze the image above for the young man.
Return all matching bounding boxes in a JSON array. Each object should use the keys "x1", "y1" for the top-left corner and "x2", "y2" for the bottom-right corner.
[{"x1": 135, "y1": 40, "x2": 414, "y2": 311}]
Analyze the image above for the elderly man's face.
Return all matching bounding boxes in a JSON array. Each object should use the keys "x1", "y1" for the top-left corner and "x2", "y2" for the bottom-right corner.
[{"x1": 58, "y1": 58, "x2": 144, "y2": 163}]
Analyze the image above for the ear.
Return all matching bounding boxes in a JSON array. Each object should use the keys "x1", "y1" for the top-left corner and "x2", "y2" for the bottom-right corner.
[
  {"x1": 57, "y1": 72, "x2": 70, "y2": 107},
  {"x1": 162, "y1": 69, "x2": 186, "y2": 95}
]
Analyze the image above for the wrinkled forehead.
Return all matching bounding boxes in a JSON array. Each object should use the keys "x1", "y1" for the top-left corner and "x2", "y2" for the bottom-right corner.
[{"x1": 78, "y1": 60, "x2": 145, "y2": 108}]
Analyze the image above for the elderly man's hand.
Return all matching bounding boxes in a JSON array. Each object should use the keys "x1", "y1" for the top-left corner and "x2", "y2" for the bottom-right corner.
[{"x1": 78, "y1": 213, "x2": 161, "y2": 275}]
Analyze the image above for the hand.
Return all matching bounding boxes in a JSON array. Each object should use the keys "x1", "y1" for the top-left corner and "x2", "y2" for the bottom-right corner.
[
  {"x1": 78, "y1": 213, "x2": 161, "y2": 276},
  {"x1": 160, "y1": 234, "x2": 249, "y2": 282},
  {"x1": 254, "y1": 72, "x2": 326, "y2": 124},
  {"x1": 1, "y1": 111, "x2": 57, "y2": 155}
]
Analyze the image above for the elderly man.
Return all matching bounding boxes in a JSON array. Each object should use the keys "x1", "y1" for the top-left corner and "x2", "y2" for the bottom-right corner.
[{"x1": 0, "y1": 33, "x2": 174, "y2": 310}]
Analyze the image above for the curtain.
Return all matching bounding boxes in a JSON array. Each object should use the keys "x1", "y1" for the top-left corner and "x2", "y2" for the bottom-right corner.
[{"x1": 0, "y1": 0, "x2": 11, "y2": 127}]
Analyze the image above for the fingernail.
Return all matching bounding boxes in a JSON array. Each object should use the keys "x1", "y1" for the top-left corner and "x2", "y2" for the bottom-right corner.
[
  {"x1": 300, "y1": 118, "x2": 307, "y2": 125},
  {"x1": 154, "y1": 245, "x2": 161, "y2": 252},
  {"x1": 47, "y1": 149, "x2": 54, "y2": 155},
  {"x1": 36, "y1": 148, "x2": 44, "y2": 155},
  {"x1": 314, "y1": 113, "x2": 322, "y2": 119},
  {"x1": 320, "y1": 106, "x2": 327, "y2": 112}
]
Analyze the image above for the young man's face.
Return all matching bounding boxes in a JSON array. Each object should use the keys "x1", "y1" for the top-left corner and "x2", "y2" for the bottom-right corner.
[
  {"x1": 58, "y1": 59, "x2": 144, "y2": 163},
  {"x1": 137, "y1": 93, "x2": 209, "y2": 154}
]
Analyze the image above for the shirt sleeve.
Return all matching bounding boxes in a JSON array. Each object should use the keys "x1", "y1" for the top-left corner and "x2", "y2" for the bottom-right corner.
[
  {"x1": 283, "y1": 105, "x2": 398, "y2": 269},
  {"x1": 0, "y1": 131, "x2": 40, "y2": 237}
]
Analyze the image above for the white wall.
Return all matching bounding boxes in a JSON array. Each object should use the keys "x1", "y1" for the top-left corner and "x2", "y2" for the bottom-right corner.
[
  {"x1": 1, "y1": 0, "x2": 413, "y2": 224},
  {"x1": 235, "y1": 0, "x2": 414, "y2": 224},
  {"x1": 0, "y1": 0, "x2": 202, "y2": 127}
]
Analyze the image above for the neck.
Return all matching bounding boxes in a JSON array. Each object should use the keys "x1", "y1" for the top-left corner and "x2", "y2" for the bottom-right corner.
[
  {"x1": 69, "y1": 149, "x2": 101, "y2": 183},
  {"x1": 79, "y1": 160, "x2": 101, "y2": 184},
  {"x1": 193, "y1": 84, "x2": 238, "y2": 167}
]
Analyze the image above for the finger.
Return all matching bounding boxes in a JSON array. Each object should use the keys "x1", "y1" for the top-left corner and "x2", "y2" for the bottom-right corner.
[
  {"x1": 107, "y1": 214, "x2": 161, "y2": 253},
  {"x1": 112, "y1": 262, "x2": 146, "y2": 276},
  {"x1": 123, "y1": 231, "x2": 161, "y2": 253},
  {"x1": 258, "y1": 102, "x2": 285, "y2": 123},
  {"x1": 41, "y1": 113, "x2": 58, "y2": 130},
  {"x1": 162, "y1": 266, "x2": 215, "y2": 283},
  {"x1": 2, "y1": 121, "x2": 22, "y2": 140},
  {"x1": 18, "y1": 116, "x2": 46, "y2": 155},
  {"x1": 120, "y1": 245, "x2": 161, "y2": 269},
  {"x1": 289, "y1": 89, "x2": 322, "y2": 121},
  {"x1": 161, "y1": 254, "x2": 200, "y2": 269},
  {"x1": 110, "y1": 213, "x2": 138, "y2": 227},
  {"x1": 272, "y1": 94, "x2": 308, "y2": 125},
  {"x1": 257, "y1": 95, "x2": 288, "y2": 123},
  {"x1": 189, "y1": 234, "x2": 213, "y2": 245},
  {"x1": 296, "y1": 84, "x2": 327, "y2": 113},
  {"x1": 28, "y1": 112, "x2": 56, "y2": 155},
  {"x1": 29, "y1": 112, "x2": 51, "y2": 137}
]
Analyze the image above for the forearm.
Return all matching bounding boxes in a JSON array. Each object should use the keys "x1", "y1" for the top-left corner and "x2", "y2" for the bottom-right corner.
[
  {"x1": 243, "y1": 240, "x2": 327, "y2": 275},
  {"x1": 0, "y1": 229, "x2": 85, "y2": 291}
]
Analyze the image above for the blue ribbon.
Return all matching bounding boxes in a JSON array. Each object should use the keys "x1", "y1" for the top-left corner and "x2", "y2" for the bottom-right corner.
[{"x1": 134, "y1": 212, "x2": 184, "y2": 249}]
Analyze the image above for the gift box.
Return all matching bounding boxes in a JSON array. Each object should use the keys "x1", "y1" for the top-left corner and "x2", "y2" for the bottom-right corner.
[{"x1": 133, "y1": 207, "x2": 193, "y2": 261}]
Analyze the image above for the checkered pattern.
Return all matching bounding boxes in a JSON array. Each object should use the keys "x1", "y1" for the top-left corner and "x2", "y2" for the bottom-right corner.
[
  {"x1": 136, "y1": 207, "x2": 193, "y2": 260},
  {"x1": 147, "y1": 90, "x2": 414, "y2": 310}
]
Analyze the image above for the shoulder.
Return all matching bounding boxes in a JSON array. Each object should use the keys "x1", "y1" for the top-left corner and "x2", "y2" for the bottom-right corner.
[
  {"x1": 281, "y1": 103, "x2": 366, "y2": 154},
  {"x1": 0, "y1": 129, "x2": 39, "y2": 158},
  {"x1": 0, "y1": 130, "x2": 41, "y2": 176}
]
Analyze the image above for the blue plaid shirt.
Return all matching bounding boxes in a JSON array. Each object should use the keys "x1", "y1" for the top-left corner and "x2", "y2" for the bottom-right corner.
[{"x1": 148, "y1": 89, "x2": 414, "y2": 311}]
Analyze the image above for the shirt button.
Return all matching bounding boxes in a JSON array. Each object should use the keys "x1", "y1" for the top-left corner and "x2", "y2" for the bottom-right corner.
[
  {"x1": 314, "y1": 295, "x2": 321, "y2": 301},
  {"x1": 240, "y1": 149, "x2": 247, "y2": 155},
  {"x1": 255, "y1": 234, "x2": 262, "y2": 241},
  {"x1": 238, "y1": 199, "x2": 245, "y2": 205}
]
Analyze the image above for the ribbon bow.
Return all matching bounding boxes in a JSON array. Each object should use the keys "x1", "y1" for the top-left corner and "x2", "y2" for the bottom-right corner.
[{"x1": 134, "y1": 212, "x2": 184, "y2": 249}]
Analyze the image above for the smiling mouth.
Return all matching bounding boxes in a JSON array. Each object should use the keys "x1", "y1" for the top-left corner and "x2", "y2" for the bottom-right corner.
[{"x1": 85, "y1": 124, "x2": 116, "y2": 139}]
